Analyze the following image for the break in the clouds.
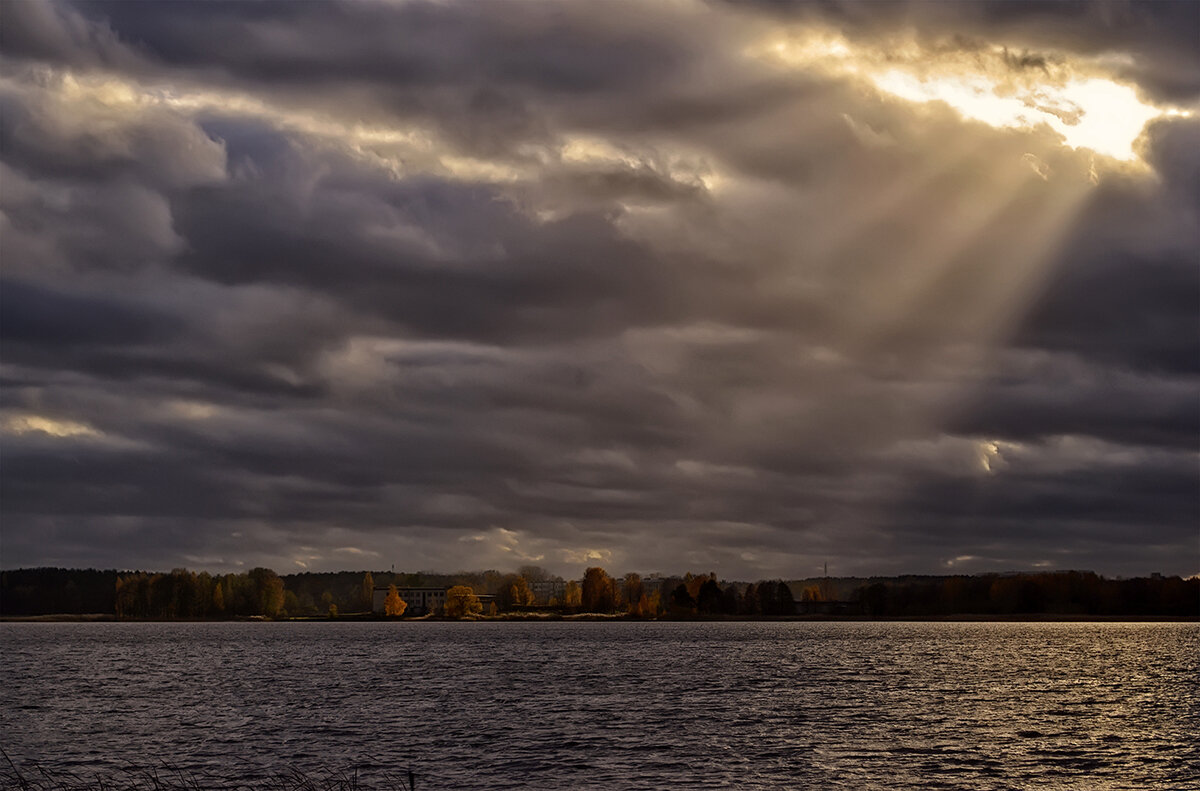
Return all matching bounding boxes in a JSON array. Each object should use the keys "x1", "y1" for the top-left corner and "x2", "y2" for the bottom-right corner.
[{"x1": 2, "y1": 0, "x2": 1197, "y2": 578}]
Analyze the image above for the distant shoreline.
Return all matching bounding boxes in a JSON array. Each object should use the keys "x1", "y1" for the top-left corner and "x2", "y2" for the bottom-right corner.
[{"x1": 4, "y1": 613, "x2": 1197, "y2": 623}]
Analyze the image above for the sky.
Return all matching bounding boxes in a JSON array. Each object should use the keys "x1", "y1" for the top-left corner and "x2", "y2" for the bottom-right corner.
[{"x1": 1, "y1": 0, "x2": 1197, "y2": 580}]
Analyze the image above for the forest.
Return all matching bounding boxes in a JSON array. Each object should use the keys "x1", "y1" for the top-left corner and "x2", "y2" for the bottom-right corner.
[{"x1": 1, "y1": 566, "x2": 1196, "y2": 619}]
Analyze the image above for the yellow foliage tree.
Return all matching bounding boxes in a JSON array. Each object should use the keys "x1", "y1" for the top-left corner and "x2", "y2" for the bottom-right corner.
[
  {"x1": 384, "y1": 584, "x2": 407, "y2": 617},
  {"x1": 624, "y1": 573, "x2": 644, "y2": 615},
  {"x1": 647, "y1": 590, "x2": 662, "y2": 616},
  {"x1": 563, "y1": 580, "x2": 582, "y2": 608},
  {"x1": 509, "y1": 577, "x2": 535, "y2": 607},
  {"x1": 444, "y1": 585, "x2": 482, "y2": 618}
]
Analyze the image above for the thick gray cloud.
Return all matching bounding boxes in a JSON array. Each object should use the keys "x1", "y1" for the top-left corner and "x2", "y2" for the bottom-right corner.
[{"x1": 1, "y1": 0, "x2": 1196, "y2": 578}]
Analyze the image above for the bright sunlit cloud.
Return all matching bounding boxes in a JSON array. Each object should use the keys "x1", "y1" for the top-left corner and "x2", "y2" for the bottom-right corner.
[
  {"x1": 870, "y1": 71, "x2": 1173, "y2": 162},
  {"x1": 1, "y1": 414, "x2": 100, "y2": 438},
  {"x1": 757, "y1": 32, "x2": 1188, "y2": 164},
  {"x1": 29, "y1": 71, "x2": 522, "y2": 182}
]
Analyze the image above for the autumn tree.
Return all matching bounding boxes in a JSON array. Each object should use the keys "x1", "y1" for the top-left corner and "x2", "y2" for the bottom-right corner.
[
  {"x1": 384, "y1": 584, "x2": 407, "y2": 617},
  {"x1": 683, "y1": 572, "x2": 712, "y2": 602},
  {"x1": 283, "y1": 589, "x2": 302, "y2": 616},
  {"x1": 563, "y1": 580, "x2": 582, "y2": 609},
  {"x1": 624, "y1": 573, "x2": 644, "y2": 615},
  {"x1": 248, "y1": 567, "x2": 285, "y2": 617},
  {"x1": 114, "y1": 574, "x2": 140, "y2": 618},
  {"x1": 646, "y1": 589, "x2": 662, "y2": 616},
  {"x1": 497, "y1": 574, "x2": 535, "y2": 609},
  {"x1": 581, "y1": 567, "x2": 616, "y2": 612},
  {"x1": 444, "y1": 585, "x2": 482, "y2": 618}
]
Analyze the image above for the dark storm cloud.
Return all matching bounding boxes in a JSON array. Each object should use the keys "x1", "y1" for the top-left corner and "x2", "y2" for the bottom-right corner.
[
  {"x1": 0, "y1": 0, "x2": 136, "y2": 71},
  {"x1": 1, "y1": 0, "x2": 1196, "y2": 578},
  {"x1": 60, "y1": 0, "x2": 687, "y2": 92},
  {"x1": 1015, "y1": 251, "x2": 1198, "y2": 376},
  {"x1": 172, "y1": 154, "x2": 674, "y2": 343},
  {"x1": 881, "y1": 450, "x2": 1199, "y2": 574},
  {"x1": 9, "y1": 0, "x2": 709, "y2": 161},
  {"x1": 947, "y1": 365, "x2": 1198, "y2": 451},
  {"x1": 0, "y1": 279, "x2": 183, "y2": 348}
]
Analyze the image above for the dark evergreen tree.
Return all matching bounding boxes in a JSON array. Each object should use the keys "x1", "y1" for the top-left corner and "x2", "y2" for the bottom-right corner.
[
  {"x1": 720, "y1": 585, "x2": 740, "y2": 615},
  {"x1": 670, "y1": 583, "x2": 696, "y2": 614},
  {"x1": 777, "y1": 581, "x2": 796, "y2": 616},
  {"x1": 696, "y1": 579, "x2": 723, "y2": 614}
]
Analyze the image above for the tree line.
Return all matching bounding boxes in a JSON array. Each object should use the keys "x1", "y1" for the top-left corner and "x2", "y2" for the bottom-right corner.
[
  {"x1": 855, "y1": 571, "x2": 1199, "y2": 617},
  {"x1": 1, "y1": 566, "x2": 1196, "y2": 618},
  {"x1": 114, "y1": 568, "x2": 286, "y2": 619},
  {"x1": 575, "y1": 568, "x2": 799, "y2": 617}
]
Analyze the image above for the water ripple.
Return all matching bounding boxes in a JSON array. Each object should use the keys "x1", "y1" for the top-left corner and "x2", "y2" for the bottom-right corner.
[{"x1": 1, "y1": 621, "x2": 1197, "y2": 789}]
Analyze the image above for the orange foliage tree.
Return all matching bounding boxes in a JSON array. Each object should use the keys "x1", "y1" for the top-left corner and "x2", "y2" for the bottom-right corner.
[
  {"x1": 384, "y1": 584, "x2": 407, "y2": 617},
  {"x1": 581, "y1": 567, "x2": 616, "y2": 612},
  {"x1": 563, "y1": 580, "x2": 582, "y2": 608},
  {"x1": 497, "y1": 574, "x2": 536, "y2": 609},
  {"x1": 624, "y1": 573, "x2": 645, "y2": 616},
  {"x1": 445, "y1": 585, "x2": 482, "y2": 618}
]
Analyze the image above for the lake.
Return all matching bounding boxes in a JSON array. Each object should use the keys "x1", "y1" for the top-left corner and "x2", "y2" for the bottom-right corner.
[{"x1": 2, "y1": 621, "x2": 1197, "y2": 789}]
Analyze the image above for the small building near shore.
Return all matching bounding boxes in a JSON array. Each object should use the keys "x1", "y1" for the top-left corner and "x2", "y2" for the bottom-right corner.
[
  {"x1": 373, "y1": 586, "x2": 447, "y2": 616},
  {"x1": 530, "y1": 580, "x2": 566, "y2": 602}
]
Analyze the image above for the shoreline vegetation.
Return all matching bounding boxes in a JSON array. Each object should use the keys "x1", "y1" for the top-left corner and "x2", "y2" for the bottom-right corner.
[
  {"x1": 3, "y1": 612, "x2": 1197, "y2": 623},
  {"x1": 3, "y1": 566, "x2": 1196, "y2": 621}
]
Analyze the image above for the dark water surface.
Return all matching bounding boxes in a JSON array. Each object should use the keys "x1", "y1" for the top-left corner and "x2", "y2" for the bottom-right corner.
[{"x1": 2, "y1": 621, "x2": 1197, "y2": 789}]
